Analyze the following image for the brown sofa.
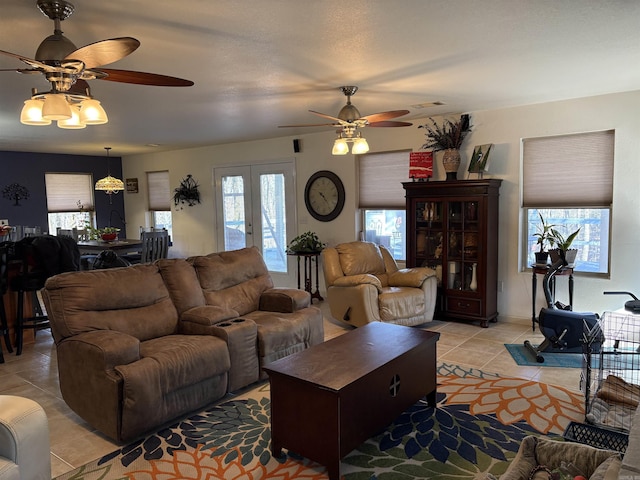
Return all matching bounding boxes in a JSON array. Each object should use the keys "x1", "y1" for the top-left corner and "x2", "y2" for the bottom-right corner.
[{"x1": 42, "y1": 247, "x2": 323, "y2": 443}]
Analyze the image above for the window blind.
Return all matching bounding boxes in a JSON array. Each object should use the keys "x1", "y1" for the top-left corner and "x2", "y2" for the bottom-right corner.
[
  {"x1": 147, "y1": 171, "x2": 171, "y2": 211},
  {"x1": 359, "y1": 150, "x2": 411, "y2": 208},
  {"x1": 45, "y1": 173, "x2": 94, "y2": 212},
  {"x1": 522, "y1": 130, "x2": 614, "y2": 207}
]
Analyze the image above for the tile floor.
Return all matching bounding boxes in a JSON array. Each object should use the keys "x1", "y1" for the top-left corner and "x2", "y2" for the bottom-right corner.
[{"x1": 0, "y1": 302, "x2": 585, "y2": 478}]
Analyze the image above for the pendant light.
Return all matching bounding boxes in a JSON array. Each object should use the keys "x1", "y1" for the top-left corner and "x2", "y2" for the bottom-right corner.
[{"x1": 95, "y1": 147, "x2": 124, "y2": 203}]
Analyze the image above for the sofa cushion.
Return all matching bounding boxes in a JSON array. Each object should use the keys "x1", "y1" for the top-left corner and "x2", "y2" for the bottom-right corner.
[
  {"x1": 157, "y1": 258, "x2": 206, "y2": 314},
  {"x1": 336, "y1": 242, "x2": 385, "y2": 276},
  {"x1": 190, "y1": 247, "x2": 274, "y2": 315},
  {"x1": 115, "y1": 335, "x2": 230, "y2": 440},
  {"x1": 44, "y1": 264, "x2": 178, "y2": 342},
  {"x1": 378, "y1": 286, "x2": 425, "y2": 322}
]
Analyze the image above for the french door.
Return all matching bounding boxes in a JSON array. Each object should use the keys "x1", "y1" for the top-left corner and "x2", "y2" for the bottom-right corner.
[{"x1": 214, "y1": 162, "x2": 295, "y2": 274}]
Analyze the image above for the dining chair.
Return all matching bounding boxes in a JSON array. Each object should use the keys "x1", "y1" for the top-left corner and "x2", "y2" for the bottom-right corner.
[
  {"x1": 0, "y1": 242, "x2": 15, "y2": 363},
  {"x1": 56, "y1": 227, "x2": 76, "y2": 240},
  {"x1": 139, "y1": 230, "x2": 169, "y2": 263}
]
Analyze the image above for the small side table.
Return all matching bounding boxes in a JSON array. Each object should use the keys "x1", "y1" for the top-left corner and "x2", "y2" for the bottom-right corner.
[
  {"x1": 531, "y1": 264, "x2": 574, "y2": 330},
  {"x1": 289, "y1": 252, "x2": 323, "y2": 303}
]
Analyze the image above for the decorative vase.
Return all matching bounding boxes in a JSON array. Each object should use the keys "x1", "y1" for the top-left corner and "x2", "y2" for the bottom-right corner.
[
  {"x1": 442, "y1": 149, "x2": 461, "y2": 181},
  {"x1": 470, "y1": 263, "x2": 478, "y2": 291},
  {"x1": 416, "y1": 228, "x2": 427, "y2": 254}
]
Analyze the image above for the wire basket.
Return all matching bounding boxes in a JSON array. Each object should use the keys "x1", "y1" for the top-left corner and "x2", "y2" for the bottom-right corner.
[{"x1": 563, "y1": 421, "x2": 628, "y2": 453}]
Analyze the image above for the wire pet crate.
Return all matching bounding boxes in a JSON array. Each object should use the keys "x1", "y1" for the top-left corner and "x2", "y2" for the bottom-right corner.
[{"x1": 582, "y1": 311, "x2": 640, "y2": 433}]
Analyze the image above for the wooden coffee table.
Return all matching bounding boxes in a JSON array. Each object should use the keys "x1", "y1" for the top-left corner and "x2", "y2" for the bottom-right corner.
[{"x1": 263, "y1": 322, "x2": 440, "y2": 480}]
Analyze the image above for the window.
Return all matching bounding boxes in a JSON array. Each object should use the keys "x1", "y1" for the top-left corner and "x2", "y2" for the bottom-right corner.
[
  {"x1": 45, "y1": 173, "x2": 94, "y2": 233},
  {"x1": 522, "y1": 130, "x2": 614, "y2": 274},
  {"x1": 147, "y1": 171, "x2": 172, "y2": 238},
  {"x1": 359, "y1": 150, "x2": 410, "y2": 261}
]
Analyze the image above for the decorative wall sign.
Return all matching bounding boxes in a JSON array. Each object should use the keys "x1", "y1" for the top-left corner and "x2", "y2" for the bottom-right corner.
[
  {"x1": 409, "y1": 151, "x2": 433, "y2": 180},
  {"x1": 126, "y1": 178, "x2": 139, "y2": 193}
]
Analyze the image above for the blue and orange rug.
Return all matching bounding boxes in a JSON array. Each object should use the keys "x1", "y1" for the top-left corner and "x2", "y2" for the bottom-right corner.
[{"x1": 54, "y1": 363, "x2": 584, "y2": 479}]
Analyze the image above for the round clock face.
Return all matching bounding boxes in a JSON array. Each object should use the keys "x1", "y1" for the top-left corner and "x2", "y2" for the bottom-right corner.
[{"x1": 304, "y1": 170, "x2": 345, "y2": 222}]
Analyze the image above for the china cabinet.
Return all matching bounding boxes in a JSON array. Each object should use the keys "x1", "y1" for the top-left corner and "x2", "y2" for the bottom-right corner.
[{"x1": 403, "y1": 179, "x2": 502, "y2": 327}]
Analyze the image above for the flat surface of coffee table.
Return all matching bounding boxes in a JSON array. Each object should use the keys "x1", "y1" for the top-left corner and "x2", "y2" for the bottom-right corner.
[{"x1": 263, "y1": 322, "x2": 439, "y2": 480}]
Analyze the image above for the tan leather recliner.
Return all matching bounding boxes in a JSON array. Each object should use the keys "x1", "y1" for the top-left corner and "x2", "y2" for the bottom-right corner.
[{"x1": 322, "y1": 241, "x2": 437, "y2": 327}]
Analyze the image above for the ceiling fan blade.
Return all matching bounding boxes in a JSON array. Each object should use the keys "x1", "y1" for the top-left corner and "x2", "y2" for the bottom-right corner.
[
  {"x1": 92, "y1": 68, "x2": 194, "y2": 86},
  {"x1": 361, "y1": 110, "x2": 410, "y2": 123},
  {"x1": 368, "y1": 120, "x2": 413, "y2": 127},
  {"x1": 278, "y1": 122, "x2": 338, "y2": 128},
  {"x1": 309, "y1": 110, "x2": 344, "y2": 123},
  {"x1": 0, "y1": 49, "x2": 52, "y2": 70},
  {"x1": 64, "y1": 37, "x2": 140, "y2": 69}
]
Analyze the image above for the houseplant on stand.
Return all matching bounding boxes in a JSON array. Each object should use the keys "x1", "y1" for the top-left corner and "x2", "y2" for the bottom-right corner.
[
  {"x1": 532, "y1": 212, "x2": 557, "y2": 266},
  {"x1": 419, "y1": 114, "x2": 471, "y2": 180},
  {"x1": 549, "y1": 227, "x2": 581, "y2": 267}
]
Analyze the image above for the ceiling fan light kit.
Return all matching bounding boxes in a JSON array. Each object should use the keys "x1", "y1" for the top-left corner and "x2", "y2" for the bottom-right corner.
[
  {"x1": 7, "y1": 0, "x2": 193, "y2": 129},
  {"x1": 279, "y1": 85, "x2": 411, "y2": 155}
]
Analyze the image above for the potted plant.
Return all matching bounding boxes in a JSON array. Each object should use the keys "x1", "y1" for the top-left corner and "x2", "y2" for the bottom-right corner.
[
  {"x1": 549, "y1": 227, "x2": 581, "y2": 267},
  {"x1": 286, "y1": 231, "x2": 325, "y2": 253},
  {"x1": 419, "y1": 114, "x2": 471, "y2": 180},
  {"x1": 532, "y1": 212, "x2": 558, "y2": 265},
  {"x1": 85, "y1": 223, "x2": 120, "y2": 241}
]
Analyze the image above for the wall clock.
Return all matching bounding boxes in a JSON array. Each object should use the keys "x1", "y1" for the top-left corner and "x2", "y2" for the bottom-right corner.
[{"x1": 304, "y1": 170, "x2": 345, "y2": 222}]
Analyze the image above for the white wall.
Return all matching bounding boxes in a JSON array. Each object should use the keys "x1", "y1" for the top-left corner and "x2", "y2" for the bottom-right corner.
[{"x1": 123, "y1": 90, "x2": 640, "y2": 321}]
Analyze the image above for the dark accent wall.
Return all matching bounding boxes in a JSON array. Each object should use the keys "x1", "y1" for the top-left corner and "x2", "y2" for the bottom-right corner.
[{"x1": 0, "y1": 150, "x2": 126, "y2": 232}]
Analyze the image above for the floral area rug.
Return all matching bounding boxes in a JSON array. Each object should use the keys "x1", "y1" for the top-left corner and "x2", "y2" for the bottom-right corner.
[{"x1": 54, "y1": 363, "x2": 584, "y2": 480}]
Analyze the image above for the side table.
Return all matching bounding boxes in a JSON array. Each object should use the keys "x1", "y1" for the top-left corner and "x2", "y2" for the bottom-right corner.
[
  {"x1": 288, "y1": 252, "x2": 323, "y2": 303},
  {"x1": 531, "y1": 264, "x2": 574, "y2": 330}
]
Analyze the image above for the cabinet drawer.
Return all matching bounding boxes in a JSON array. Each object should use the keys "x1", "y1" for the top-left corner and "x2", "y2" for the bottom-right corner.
[{"x1": 446, "y1": 296, "x2": 482, "y2": 316}]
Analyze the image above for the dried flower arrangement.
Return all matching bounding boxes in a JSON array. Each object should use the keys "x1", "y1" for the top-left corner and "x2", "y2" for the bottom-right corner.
[{"x1": 419, "y1": 114, "x2": 471, "y2": 151}]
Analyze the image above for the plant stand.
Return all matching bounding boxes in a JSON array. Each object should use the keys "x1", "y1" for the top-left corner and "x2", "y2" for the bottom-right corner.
[{"x1": 288, "y1": 252, "x2": 323, "y2": 303}]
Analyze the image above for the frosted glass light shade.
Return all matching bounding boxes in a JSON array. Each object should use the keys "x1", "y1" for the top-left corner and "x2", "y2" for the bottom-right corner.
[
  {"x1": 332, "y1": 138, "x2": 349, "y2": 155},
  {"x1": 352, "y1": 137, "x2": 370, "y2": 154},
  {"x1": 79, "y1": 99, "x2": 108, "y2": 125},
  {"x1": 57, "y1": 106, "x2": 86, "y2": 129},
  {"x1": 42, "y1": 94, "x2": 72, "y2": 120},
  {"x1": 20, "y1": 99, "x2": 51, "y2": 125}
]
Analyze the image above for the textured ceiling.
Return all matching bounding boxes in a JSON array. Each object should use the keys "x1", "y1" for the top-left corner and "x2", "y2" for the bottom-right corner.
[{"x1": 1, "y1": 0, "x2": 639, "y2": 156}]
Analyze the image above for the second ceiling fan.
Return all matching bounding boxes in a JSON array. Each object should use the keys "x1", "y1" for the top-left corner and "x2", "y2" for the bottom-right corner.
[{"x1": 279, "y1": 86, "x2": 412, "y2": 154}]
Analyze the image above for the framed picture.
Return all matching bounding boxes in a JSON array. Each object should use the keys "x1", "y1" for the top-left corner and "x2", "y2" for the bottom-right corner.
[
  {"x1": 126, "y1": 178, "x2": 139, "y2": 193},
  {"x1": 468, "y1": 144, "x2": 493, "y2": 173},
  {"x1": 409, "y1": 151, "x2": 433, "y2": 180}
]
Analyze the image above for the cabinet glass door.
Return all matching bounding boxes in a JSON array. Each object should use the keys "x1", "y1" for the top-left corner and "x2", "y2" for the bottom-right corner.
[
  {"x1": 415, "y1": 201, "x2": 444, "y2": 287},
  {"x1": 447, "y1": 200, "x2": 480, "y2": 292}
]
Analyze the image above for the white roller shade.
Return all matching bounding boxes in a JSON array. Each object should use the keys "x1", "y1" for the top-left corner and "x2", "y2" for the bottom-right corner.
[
  {"x1": 523, "y1": 130, "x2": 614, "y2": 207},
  {"x1": 45, "y1": 173, "x2": 94, "y2": 212},
  {"x1": 147, "y1": 171, "x2": 171, "y2": 211},
  {"x1": 359, "y1": 150, "x2": 411, "y2": 208}
]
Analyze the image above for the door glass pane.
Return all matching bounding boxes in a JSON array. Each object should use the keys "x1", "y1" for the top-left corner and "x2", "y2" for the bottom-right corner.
[
  {"x1": 221, "y1": 175, "x2": 247, "y2": 251},
  {"x1": 260, "y1": 173, "x2": 287, "y2": 272}
]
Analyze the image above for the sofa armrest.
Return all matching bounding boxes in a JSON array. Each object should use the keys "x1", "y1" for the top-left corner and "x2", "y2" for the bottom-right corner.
[
  {"x1": 260, "y1": 287, "x2": 310, "y2": 313},
  {"x1": 332, "y1": 274, "x2": 383, "y2": 292},
  {"x1": 388, "y1": 267, "x2": 436, "y2": 288},
  {"x1": 179, "y1": 305, "x2": 240, "y2": 332},
  {"x1": 61, "y1": 330, "x2": 140, "y2": 370}
]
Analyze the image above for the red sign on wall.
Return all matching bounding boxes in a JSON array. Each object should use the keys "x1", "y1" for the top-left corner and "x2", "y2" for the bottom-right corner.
[{"x1": 409, "y1": 151, "x2": 433, "y2": 179}]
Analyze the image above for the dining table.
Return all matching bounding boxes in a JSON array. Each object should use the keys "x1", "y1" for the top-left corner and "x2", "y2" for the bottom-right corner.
[{"x1": 76, "y1": 238, "x2": 143, "y2": 256}]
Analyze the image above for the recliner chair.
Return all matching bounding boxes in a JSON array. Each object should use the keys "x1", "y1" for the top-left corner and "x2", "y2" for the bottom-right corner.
[{"x1": 322, "y1": 241, "x2": 437, "y2": 327}]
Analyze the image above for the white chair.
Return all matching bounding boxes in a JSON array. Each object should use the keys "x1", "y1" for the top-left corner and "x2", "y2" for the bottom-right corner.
[{"x1": 0, "y1": 395, "x2": 51, "y2": 480}]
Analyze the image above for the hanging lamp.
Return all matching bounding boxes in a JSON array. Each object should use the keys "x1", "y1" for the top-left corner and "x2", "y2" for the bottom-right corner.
[{"x1": 95, "y1": 147, "x2": 124, "y2": 203}]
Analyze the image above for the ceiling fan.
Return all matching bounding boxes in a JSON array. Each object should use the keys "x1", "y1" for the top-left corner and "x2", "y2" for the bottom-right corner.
[
  {"x1": 0, "y1": 0, "x2": 193, "y2": 127},
  {"x1": 279, "y1": 86, "x2": 412, "y2": 154},
  {"x1": 279, "y1": 85, "x2": 412, "y2": 130}
]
